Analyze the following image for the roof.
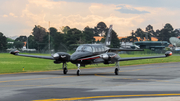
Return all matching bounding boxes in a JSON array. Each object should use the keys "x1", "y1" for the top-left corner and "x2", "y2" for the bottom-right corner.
[
  {"x1": 136, "y1": 37, "x2": 158, "y2": 41},
  {"x1": 135, "y1": 41, "x2": 169, "y2": 44},
  {"x1": 94, "y1": 36, "x2": 158, "y2": 42},
  {"x1": 94, "y1": 36, "x2": 104, "y2": 41}
]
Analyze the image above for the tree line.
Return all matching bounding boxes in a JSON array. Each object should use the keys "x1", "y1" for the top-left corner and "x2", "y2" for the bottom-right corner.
[
  {"x1": 121, "y1": 23, "x2": 180, "y2": 43},
  {"x1": 0, "y1": 22, "x2": 120, "y2": 52},
  {"x1": 0, "y1": 22, "x2": 179, "y2": 52}
]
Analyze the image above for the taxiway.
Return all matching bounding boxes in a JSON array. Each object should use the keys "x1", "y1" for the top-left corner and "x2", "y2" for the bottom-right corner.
[{"x1": 1, "y1": 62, "x2": 180, "y2": 101}]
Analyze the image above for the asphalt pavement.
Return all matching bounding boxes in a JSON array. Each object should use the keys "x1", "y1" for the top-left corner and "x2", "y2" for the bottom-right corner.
[{"x1": 1, "y1": 62, "x2": 180, "y2": 101}]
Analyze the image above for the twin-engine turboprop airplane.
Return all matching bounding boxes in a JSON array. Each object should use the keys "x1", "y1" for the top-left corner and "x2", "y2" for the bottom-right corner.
[{"x1": 10, "y1": 25, "x2": 172, "y2": 76}]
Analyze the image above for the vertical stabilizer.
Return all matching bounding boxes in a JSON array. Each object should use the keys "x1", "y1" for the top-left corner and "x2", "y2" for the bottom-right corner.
[{"x1": 105, "y1": 25, "x2": 113, "y2": 46}]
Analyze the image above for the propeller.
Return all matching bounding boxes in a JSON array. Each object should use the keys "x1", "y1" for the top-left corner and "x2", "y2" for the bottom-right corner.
[{"x1": 52, "y1": 52, "x2": 71, "y2": 64}]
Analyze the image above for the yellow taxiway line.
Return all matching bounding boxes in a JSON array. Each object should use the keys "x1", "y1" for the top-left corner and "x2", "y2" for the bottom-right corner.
[{"x1": 33, "y1": 94, "x2": 180, "y2": 101}]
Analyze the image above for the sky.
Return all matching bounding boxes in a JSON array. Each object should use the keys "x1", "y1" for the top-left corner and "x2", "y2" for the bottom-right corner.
[{"x1": 1, "y1": 0, "x2": 180, "y2": 37}]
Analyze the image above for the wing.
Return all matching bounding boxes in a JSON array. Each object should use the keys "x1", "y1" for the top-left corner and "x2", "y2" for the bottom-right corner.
[
  {"x1": 119, "y1": 55, "x2": 165, "y2": 61},
  {"x1": 109, "y1": 48, "x2": 144, "y2": 51},
  {"x1": 92, "y1": 51, "x2": 172, "y2": 64},
  {"x1": 10, "y1": 50, "x2": 54, "y2": 60},
  {"x1": 119, "y1": 51, "x2": 172, "y2": 61}
]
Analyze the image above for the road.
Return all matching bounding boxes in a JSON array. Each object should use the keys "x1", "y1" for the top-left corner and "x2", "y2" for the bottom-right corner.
[{"x1": 1, "y1": 62, "x2": 180, "y2": 101}]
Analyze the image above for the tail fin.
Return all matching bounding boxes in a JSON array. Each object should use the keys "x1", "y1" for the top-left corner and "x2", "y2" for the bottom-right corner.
[{"x1": 105, "y1": 25, "x2": 113, "y2": 46}]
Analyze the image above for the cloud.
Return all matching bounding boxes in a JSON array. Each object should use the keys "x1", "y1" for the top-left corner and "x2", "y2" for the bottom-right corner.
[
  {"x1": 9, "y1": 13, "x2": 18, "y2": 17},
  {"x1": 3, "y1": 15, "x2": 8, "y2": 17},
  {"x1": 116, "y1": 5, "x2": 149, "y2": 14},
  {"x1": 54, "y1": 0, "x2": 180, "y2": 9},
  {"x1": 1, "y1": 0, "x2": 180, "y2": 38}
]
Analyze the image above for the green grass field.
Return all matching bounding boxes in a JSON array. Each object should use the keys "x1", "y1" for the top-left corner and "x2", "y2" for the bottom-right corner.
[{"x1": 0, "y1": 53, "x2": 179, "y2": 74}]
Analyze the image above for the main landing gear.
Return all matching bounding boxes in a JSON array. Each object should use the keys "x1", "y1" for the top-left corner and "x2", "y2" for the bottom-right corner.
[
  {"x1": 63, "y1": 62, "x2": 68, "y2": 74},
  {"x1": 77, "y1": 64, "x2": 81, "y2": 76},
  {"x1": 114, "y1": 61, "x2": 120, "y2": 75},
  {"x1": 62, "y1": 63, "x2": 81, "y2": 76}
]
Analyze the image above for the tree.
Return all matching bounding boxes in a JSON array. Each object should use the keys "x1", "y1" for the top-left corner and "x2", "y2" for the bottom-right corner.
[
  {"x1": 174, "y1": 29, "x2": 180, "y2": 36},
  {"x1": 135, "y1": 28, "x2": 145, "y2": 41},
  {"x1": 7, "y1": 38, "x2": 14, "y2": 49},
  {"x1": 154, "y1": 29, "x2": 160, "y2": 37},
  {"x1": 61, "y1": 26, "x2": 70, "y2": 34},
  {"x1": 157, "y1": 23, "x2": 177, "y2": 42},
  {"x1": 15, "y1": 36, "x2": 27, "y2": 42},
  {"x1": 146, "y1": 25, "x2": 155, "y2": 36},
  {"x1": 164, "y1": 23, "x2": 173, "y2": 31},
  {"x1": 95, "y1": 22, "x2": 107, "y2": 36},
  {"x1": 27, "y1": 35, "x2": 37, "y2": 49},
  {"x1": 110, "y1": 30, "x2": 120, "y2": 48},
  {"x1": 145, "y1": 25, "x2": 155, "y2": 41},
  {"x1": 0, "y1": 32, "x2": 7, "y2": 51},
  {"x1": 13, "y1": 41, "x2": 24, "y2": 49},
  {"x1": 49, "y1": 27, "x2": 57, "y2": 38},
  {"x1": 83, "y1": 26, "x2": 95, "y2": 44},
  {"x1": 32, "y1": 25, "x2": 47, "y2": 42},
  {"x1": 32, "y1": 25, "x2": 48, "y2": 52},
  {"x1": 53, "y1": 32, "x2": 67, "y2": 52},
  {"x1": 130, "y1": 30, "x2": 138, "y2": 42},
  {"x1": 64, "y1": 28, "x2": 83, "y2": 50}
]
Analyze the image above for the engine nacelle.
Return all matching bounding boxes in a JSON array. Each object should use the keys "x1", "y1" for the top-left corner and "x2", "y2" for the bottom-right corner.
[
  {"x1": 52, "y1": 52, "x2": 70, "y2": 63},
  {"x1": 54, "y1": 61, "x2": 62, "y2": 64},
  {"x1": 100, "y1": 53, "x2": 109, "y2": 60}
]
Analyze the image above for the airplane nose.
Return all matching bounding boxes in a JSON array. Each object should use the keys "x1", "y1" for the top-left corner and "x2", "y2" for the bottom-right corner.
[
  {"x1": 70, "y1": 53, "x2": 80, "y2": 61},
  {"x1": 70, "y1": 56, "x2": 77, "y2": 61}
]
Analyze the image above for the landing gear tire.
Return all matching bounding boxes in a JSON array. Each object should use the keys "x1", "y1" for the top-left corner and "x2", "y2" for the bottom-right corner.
[
  {"x1": 77, "y1": 70, "x2": 80, "y2": 76},
  {"x1": 63, "y1": 68, "x2": 68, "y2": 74},
  {"x1": 114, "y1": 68, "x2": 119, "y2": 75}
]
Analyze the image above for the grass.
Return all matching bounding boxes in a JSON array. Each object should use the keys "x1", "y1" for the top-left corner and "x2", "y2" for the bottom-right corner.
[{"x1": 0, "y1": 53, "x2": 179, "y2": 74}]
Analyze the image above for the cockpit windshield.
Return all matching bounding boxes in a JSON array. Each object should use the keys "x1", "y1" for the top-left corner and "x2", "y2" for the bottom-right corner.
[{"x1": 76, "y1": 45, "x2": 92, "y2": 52}]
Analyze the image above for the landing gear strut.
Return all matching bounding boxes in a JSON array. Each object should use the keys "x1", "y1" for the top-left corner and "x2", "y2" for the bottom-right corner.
[
  {"x1": 77, "y1": 64, "x2": 81, "y2": 76},
  {"x1": 114, "y1": 61, "x2": 120, "y2": 75},
  {"x1": 63, "y1": 62, "x2": 68, "y2": 74}
]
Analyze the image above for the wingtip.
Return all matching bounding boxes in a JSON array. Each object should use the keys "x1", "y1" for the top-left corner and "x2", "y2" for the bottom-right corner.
[
  {"x1": 10, "y1": 50, "x2": 20, "y2": 55},
  {"x1": 165, "y1": 51, "x2": 172, "y2": 57}
]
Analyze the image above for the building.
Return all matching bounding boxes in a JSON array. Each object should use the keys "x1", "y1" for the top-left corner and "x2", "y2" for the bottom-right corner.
[
  {"x1": 94, "y1": 36, "x2": 158, "y2": 42},
  {"x1": 134, "y1": 41, "x2": 169, "y2": 50}
]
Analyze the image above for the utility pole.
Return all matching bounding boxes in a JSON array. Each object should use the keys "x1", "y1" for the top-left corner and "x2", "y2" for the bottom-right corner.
[
  {"x1": 27, "y1": 36, "x2": 28, "y2": 49},
  {"x1": 49, "y1": 21, "x2": 50, "y2": 54}
]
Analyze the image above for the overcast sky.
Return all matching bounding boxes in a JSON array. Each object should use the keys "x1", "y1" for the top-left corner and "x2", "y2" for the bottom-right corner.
[{"x1": 1, "y1": 0, "x2": 180, "y2": 37}]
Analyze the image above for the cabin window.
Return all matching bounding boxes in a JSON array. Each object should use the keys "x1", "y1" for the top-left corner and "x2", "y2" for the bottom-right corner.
[
  {"x1": 76, "y1": 45, "x2": 92, "y2": 52},
  {"x1": 102, "y1": 47, "x2": 105, "y2": 51},
  {"x1": 96, "y1": 48, "x2": 98, "y2": 52},
  {"x1": 99, "y1": 48, "x2": 102, "y2": 52},
  {"x1": 76, "y1": 45, "x2": 83, "y2": 52},
  {"x1": 92, "y1": 47, "x2": 96, "y2": 52}
]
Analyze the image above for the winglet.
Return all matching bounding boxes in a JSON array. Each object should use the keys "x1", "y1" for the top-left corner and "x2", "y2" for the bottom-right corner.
[
  {"x1": 105, "y1": 25, "x2": 113, "y2": 46},
  {"x1": 10, "y1": 50, "x2": 20, "y2": 55},
  {"x1": 165, "y1": 51, "x2": 172, "y2": 57}
]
